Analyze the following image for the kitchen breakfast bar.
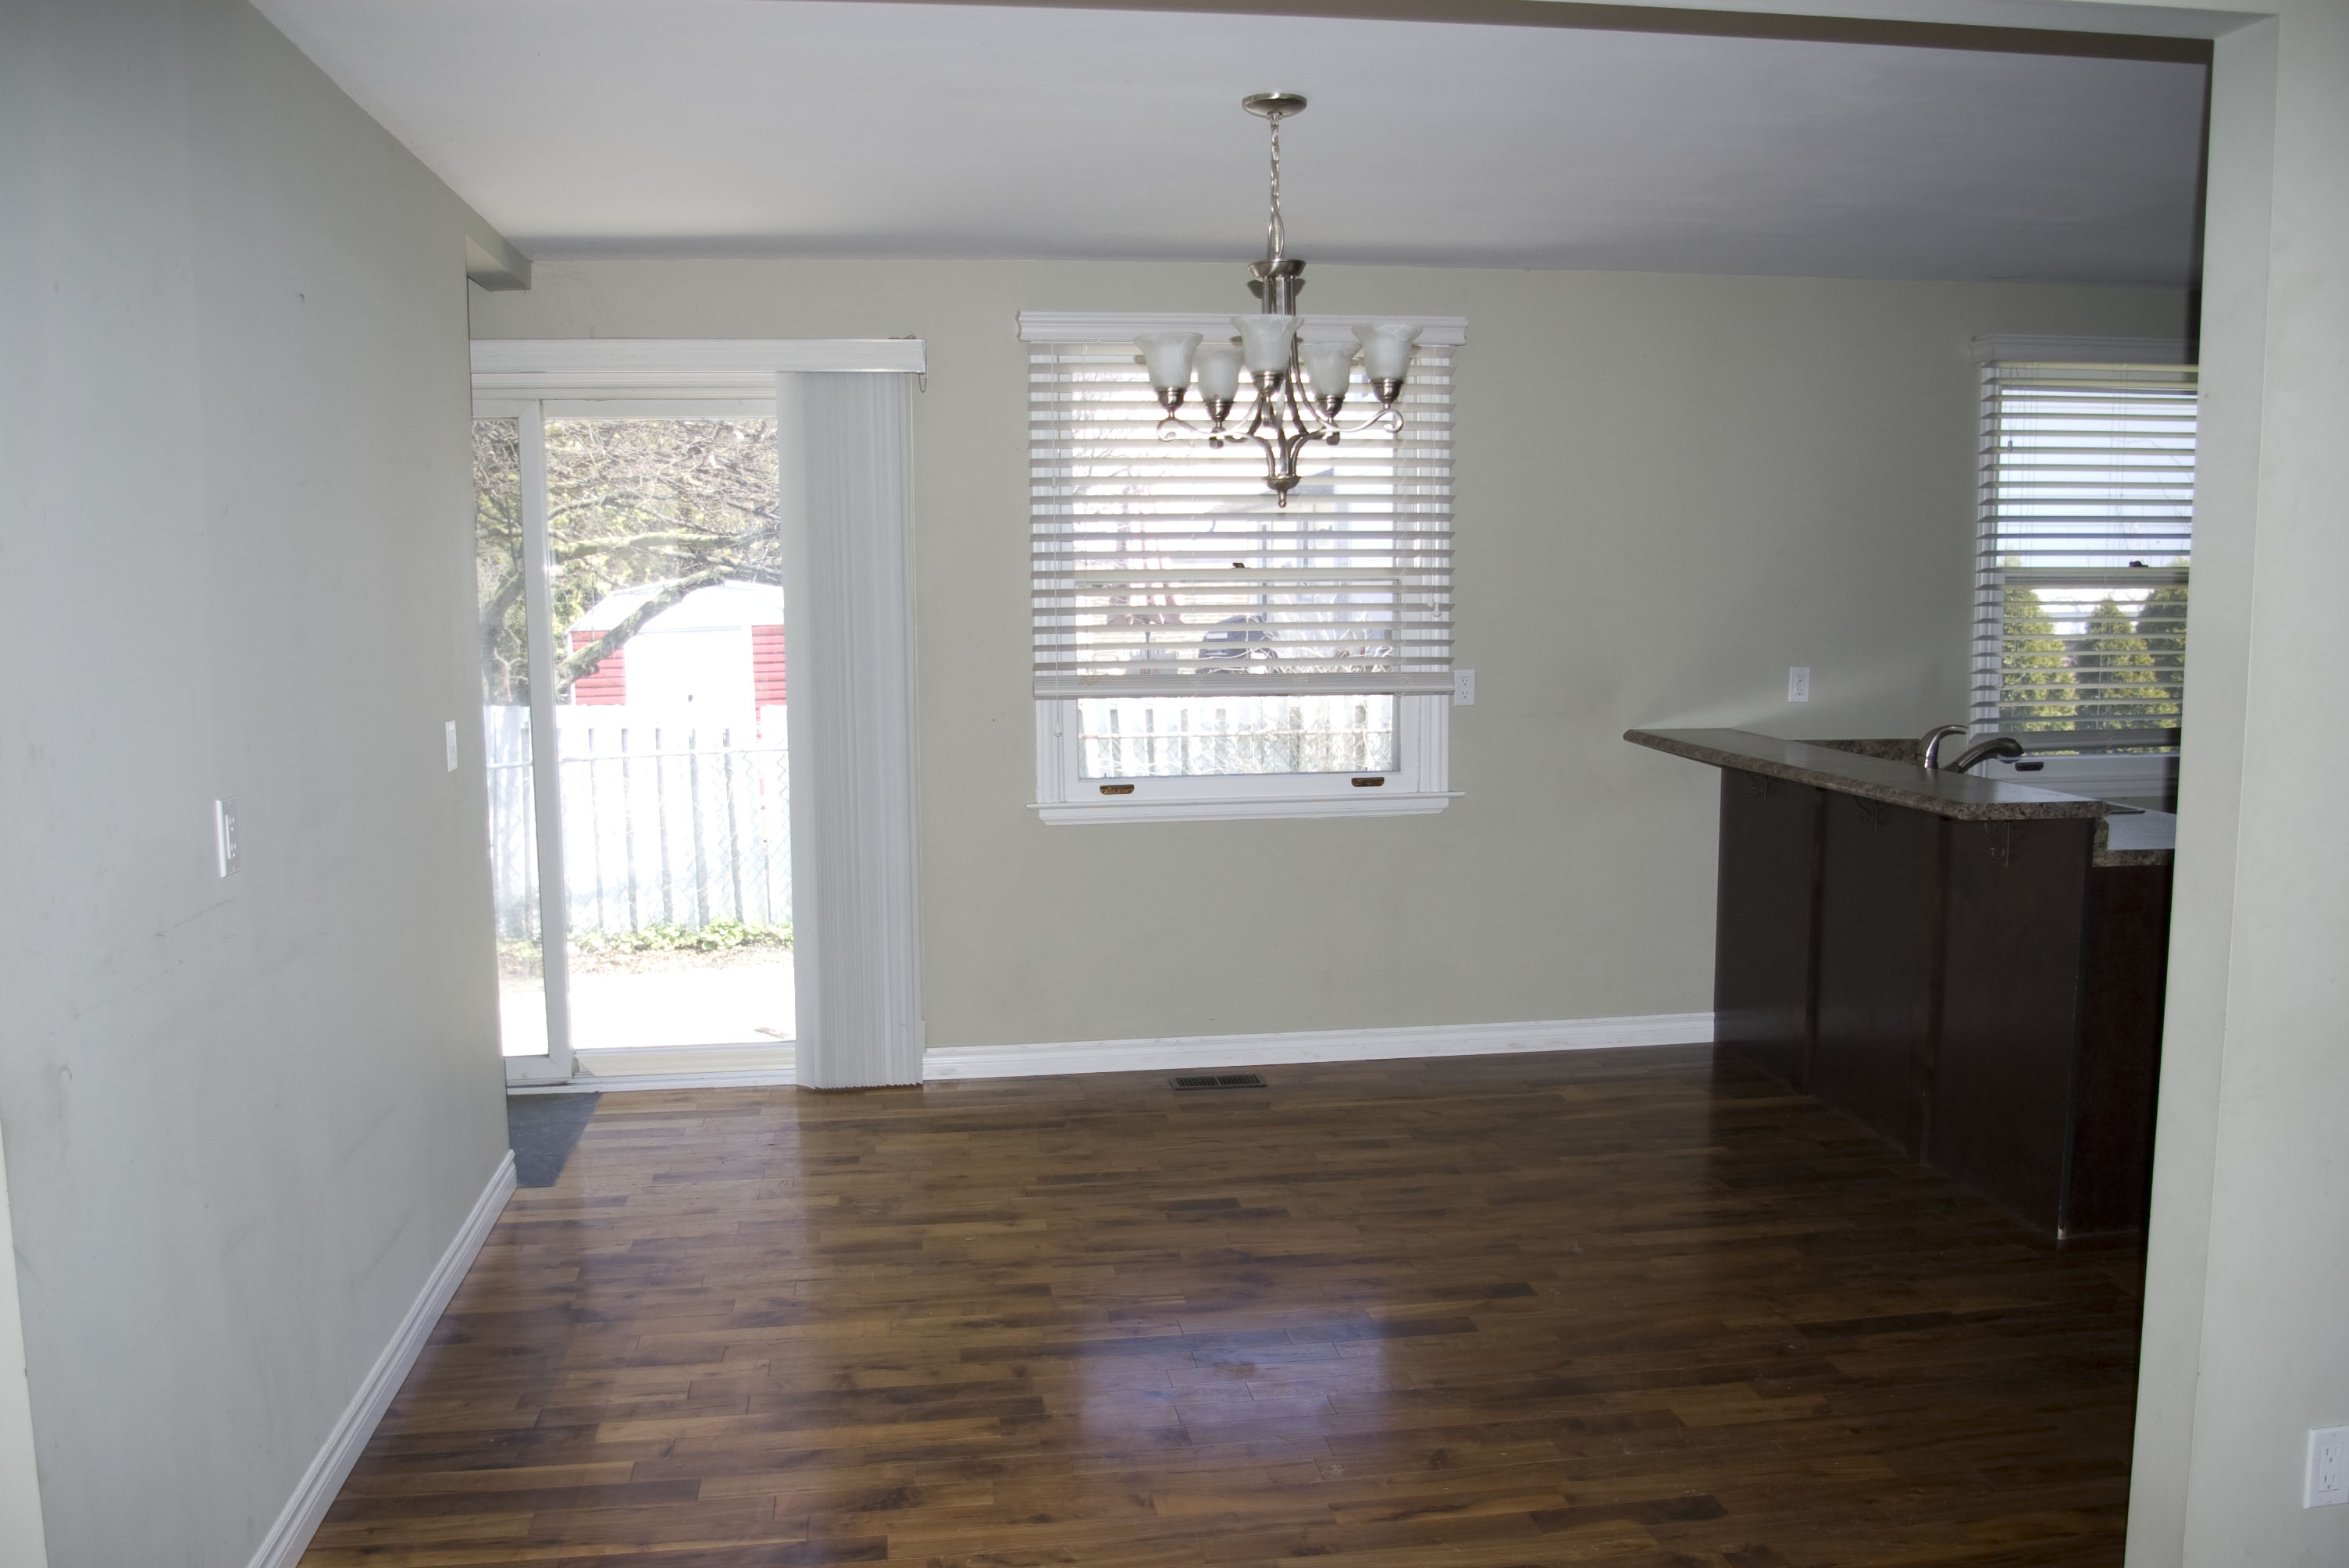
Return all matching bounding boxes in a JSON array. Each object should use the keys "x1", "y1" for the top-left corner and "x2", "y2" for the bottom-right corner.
[{"x1": 1629, "y1": 728, "x2": 2175, "y2": 1243}]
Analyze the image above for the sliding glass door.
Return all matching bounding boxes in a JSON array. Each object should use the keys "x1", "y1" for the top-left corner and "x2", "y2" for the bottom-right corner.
[
  {"x1": 473, "y1": 417, "x2": 554, "y2": 1064},
  {"x1": 472, "y1": 404, "x2": 793, "y2": 1076}
]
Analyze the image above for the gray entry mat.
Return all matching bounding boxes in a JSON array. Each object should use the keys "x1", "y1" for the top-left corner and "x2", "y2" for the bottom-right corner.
[{"x1": 507, "y1": 1093, "x2": 601, "y2": 1188}]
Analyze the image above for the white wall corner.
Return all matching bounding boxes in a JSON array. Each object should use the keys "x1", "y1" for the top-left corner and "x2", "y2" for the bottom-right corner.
[
  {"x1": 462, "y1": 223, "x2": 531, "y2": 294},
  {"x1": 2123, "y1": 17, "x2": 2281, "y2": 1568},
  {"x1": 244, "y1": 1153, "x2": 516, "y2": 1568}
]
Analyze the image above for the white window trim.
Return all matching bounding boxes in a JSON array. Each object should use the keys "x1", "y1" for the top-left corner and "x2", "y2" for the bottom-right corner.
[
  {"x1": 1032, "y1": 695, "x2": 1456, "y2": 825},
  {"x1": 1968, "y1": 334, "x2": 2190, "y2": 366},
  {"x1": 471, "y1": 335, "x2": 924, "y2": 385}
]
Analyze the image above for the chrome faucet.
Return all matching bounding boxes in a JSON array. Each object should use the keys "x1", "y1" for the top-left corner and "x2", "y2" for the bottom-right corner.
[
  {"x1": 1948, "y1": 736, "x2": 2025, "y2": 774},
  {"x1": 1920, "y1": 723, "x2": 1969, "y2": 769}
]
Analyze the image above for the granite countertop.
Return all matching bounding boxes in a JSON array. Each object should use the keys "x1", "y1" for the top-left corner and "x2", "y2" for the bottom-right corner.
[
  {"x1": 1626, "y1": 729, "x2": 2118, "y2": 820},
  {"x1": 1627, "y1": 728, "x2": 2174, "y2": 866},
  {"x1": 1626, "y1": 728, "x2": 2176, "y2": 866}
]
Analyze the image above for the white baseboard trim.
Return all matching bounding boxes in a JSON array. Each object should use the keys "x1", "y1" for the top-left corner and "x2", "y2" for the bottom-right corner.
[
  {"x1": 505, "y1": 1014, "x2": 1715, "y2": 1096},
  {"x1": 923, "y1": 1012, "x2": 1714, "y2": 1082},
  {"x1": 248, "y1": 1150, "x2": 517, "y2": 1568}
]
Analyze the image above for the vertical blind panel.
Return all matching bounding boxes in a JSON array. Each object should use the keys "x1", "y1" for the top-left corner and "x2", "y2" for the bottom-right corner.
[
  {"x1": 1031, "y1": 342, "x2": 1453, "y2": 697},
  {"x1": 1972, "y1": 363, "x2": 2198, "y2": 735}
]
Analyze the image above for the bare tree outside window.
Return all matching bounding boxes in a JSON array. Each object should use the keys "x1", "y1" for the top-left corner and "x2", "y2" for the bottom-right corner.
[{"x1": 475, "y1": 418, "x2": 779, "y2": 702}]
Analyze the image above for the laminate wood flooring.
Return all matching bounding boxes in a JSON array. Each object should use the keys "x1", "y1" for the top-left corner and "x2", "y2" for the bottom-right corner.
[{"x1": 301, "y1": 1046, "x2": 2146, "y2": 1568}]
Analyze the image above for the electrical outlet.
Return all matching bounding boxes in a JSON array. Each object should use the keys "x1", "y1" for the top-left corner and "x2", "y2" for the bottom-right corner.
[
  {"x1": 1452, "y1": 669, "x2": 1477, "y2": 707},
  {"x1": 2308, "y1": 1427, "x2": 2349, "y2": 1507},
  {"x1": 1788, "y1": 666, "x2": 1813, "y2": 703},
  {"x1": 213, "y1": 798, "x2": 240, "y2": 878},
  {"x1": 445, "y1": 719, "x2": 459, "y2": 772}
]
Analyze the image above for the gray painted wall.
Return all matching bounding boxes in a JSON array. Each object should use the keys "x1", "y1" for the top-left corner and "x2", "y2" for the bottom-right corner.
[
  {"x1": 473, "y1": 258, "x2": 2187, "y2": 1052},
  {"x1": 0, "y1": 2, "x2": 507, "y2": 1563}
]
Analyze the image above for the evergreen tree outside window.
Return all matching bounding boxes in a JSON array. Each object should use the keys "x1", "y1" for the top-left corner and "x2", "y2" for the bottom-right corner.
[{"x1": 1973, "y1": 361, "x2": 2198, "y2": 739}]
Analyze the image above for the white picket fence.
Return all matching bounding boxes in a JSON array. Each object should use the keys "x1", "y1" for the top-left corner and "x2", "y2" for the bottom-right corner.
[
  {"x1": 1077, "y1": 694, "x2": 1398, "y2": 778},
  {"x1": 484, "y1": 705, "x2": 792, "y2": 941}
]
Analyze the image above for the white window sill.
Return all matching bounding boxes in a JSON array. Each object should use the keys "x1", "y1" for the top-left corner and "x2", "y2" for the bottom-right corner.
[{"x1": 1031, "y1": 790, "x2": 1460, "y2": 826}]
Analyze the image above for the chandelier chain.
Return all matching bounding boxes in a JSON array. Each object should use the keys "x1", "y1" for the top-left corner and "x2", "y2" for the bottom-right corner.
[{"x1": 1266, "y1": 112, "x2": 1285, "y2": 263}]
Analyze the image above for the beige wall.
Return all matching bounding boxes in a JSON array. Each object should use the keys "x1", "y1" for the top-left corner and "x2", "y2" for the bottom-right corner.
[
  {"x1": 474, "y1": 259, "x2": 2185, "y2": 1051},
  {"x1": 0, "y1": 2, "x2": 507, "y2": 1563}
]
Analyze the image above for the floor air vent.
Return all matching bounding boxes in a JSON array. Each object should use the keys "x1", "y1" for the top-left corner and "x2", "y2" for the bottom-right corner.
[{"x1": 1171, "y1": 1073, "x2": 1268, "y2": 1091}]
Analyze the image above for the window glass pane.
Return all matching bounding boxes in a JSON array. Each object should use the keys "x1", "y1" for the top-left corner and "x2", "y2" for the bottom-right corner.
[
  {"x1": 1991, "y1": 383, "x2": 2196, "y2": 571},
  {"x1": 540, "y1": 418, "x2": 794, "y2": 1053},
  {"x1": 1977, "y1": 368, "x2": 2196, "y2": 737},
  {"x1": 473, "y1": 417, "x2": 547, "y2": 1058},
  {"x1": 1030, "y1": 340, "x2": 1453, "y2": 698},
  {"x1": 1078, "y1": 693, "x2": 1396, "y2": 778},
  {"x1": 2000, "y1": 581, "x2": 2188, "y2": 731}
]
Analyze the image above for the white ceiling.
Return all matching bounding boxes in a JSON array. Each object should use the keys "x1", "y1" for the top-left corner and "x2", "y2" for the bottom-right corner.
[{"x1": 255, "y1": 0, "x2": 2206, "y2": 285}]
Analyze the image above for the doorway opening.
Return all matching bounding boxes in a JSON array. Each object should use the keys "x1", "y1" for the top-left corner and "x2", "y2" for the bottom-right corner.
[{"x1": 474, "y1": 407, "x2": 793, "y2": 1079}]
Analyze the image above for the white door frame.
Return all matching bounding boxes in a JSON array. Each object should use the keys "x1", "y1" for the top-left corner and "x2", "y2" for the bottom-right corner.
[
  {"x1": 470, "y1": 339, "x2": 926, "y2": 1088},
  {"x1": 512, "y1": 401, "x2": 572, "y2": 1082}
]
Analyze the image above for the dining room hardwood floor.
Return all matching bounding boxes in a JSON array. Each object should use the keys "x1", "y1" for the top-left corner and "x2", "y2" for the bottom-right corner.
[{"x1": 299, "y1": 1046, "x2": 2146, "y2": 1567}]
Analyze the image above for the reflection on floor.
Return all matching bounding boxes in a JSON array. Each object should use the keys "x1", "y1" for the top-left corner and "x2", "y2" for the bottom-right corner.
[{"x1": 303, "y1": 1047, "x2": 2145, "y2": 1567}]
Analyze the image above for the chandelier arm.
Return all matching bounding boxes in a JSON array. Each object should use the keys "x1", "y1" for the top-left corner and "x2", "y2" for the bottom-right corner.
[
  {"x1": 1327, "y1": 404, "x2": 1406, "y2": 437},
  {"x1": 1242, "y1": 381, "x2": 1282, "y2": 443},
  {"x1": 1281, "y1": 362, "x2": 1325, "y2": 439},
  {"x1": 1284, "y1": 425, "x2": 1316, "y2": 476},
  {"x1": 1248, "y1": 429, "x2": 1287, "y2": 499}
]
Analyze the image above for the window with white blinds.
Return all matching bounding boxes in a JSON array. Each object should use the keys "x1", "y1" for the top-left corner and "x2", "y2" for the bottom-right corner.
[
  {"x1": 1028, "y1": 333, "x2": 1454, "y2": 699},
  {"x1": 1019, "y1": 312, "x2": 1463, "y2": 822},
  {"x1": 1973, "y1": 361, "x2": 2198, "y2": 739}
]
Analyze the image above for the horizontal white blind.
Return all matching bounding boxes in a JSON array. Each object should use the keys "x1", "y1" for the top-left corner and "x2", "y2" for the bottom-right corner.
[
  {"x1": 1030, "y1": 340, "x2": 1453, "y2": 697},
  {"x1": 1972, "y1": 362, "x2": 2198, "y2": 736}
]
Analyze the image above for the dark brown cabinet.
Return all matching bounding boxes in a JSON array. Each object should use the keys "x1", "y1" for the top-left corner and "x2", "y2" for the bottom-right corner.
[
  {"x1": 1813, "y1": 791, "x2": 1949, "y2": 1157},
  {"x1": 1712, "y1": 767, "x2": 2169, "y2": 1241},
  {"x1": 1713, "y1": 771, "x2": 1822, "y2": 1090}
]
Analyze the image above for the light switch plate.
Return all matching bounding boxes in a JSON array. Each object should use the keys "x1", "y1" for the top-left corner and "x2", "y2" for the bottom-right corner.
[
  {"x1": 445, "y1": 719, "x2": 459, "y2": 772},
  {"x1": 1452, "y1": 669, "x2": 1477, "y2": 707},
  {"x1": 1788, "y1": 666, "x2": 1813, "y2": 703},
  {"x1": 2308, "y1": 1427, "x2": 2348, "y2": 1507},
  {"x1": 213, "y1": 798, "x2": 240, "y2": 878}
]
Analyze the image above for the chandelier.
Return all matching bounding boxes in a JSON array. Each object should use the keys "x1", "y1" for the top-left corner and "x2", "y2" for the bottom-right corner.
[{"x1": 1135, "y1": 93, "x2": 1422, "y2": 506}]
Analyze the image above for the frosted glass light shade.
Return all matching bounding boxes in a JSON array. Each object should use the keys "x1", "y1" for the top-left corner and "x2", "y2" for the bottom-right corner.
[
  {"x1": 1353, "y1": 322, "x2": 1422, "y2": 382},
  {"x1": 1135, "y1": 330, "x2": 1202, "y2": 391},
  {"x1": 1233, "y1": 315, "x2": 1301, "y2": 375},
  {"x1": 1196, "y1": 343, "x2": 1245, "y2": 402},
  {"x1": 1301, "y1": 341, "x2": 1357, "y2": 403}
]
